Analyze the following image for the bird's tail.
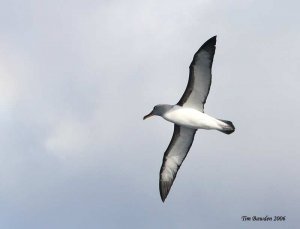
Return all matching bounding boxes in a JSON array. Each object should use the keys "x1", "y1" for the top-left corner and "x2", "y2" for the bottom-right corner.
[{"x1": 218, "y1": 119, "x2": 235, "y2": 135}]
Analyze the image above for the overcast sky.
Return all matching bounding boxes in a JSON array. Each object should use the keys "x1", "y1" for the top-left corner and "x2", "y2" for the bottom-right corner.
[{"x1": 0, "y1": 0, "x2": 300, "y2": 228}]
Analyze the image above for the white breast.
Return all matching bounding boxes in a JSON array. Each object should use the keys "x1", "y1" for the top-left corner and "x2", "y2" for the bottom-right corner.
[{"x1": 163, "y1": 106, "x2": 223, "y2": 130}]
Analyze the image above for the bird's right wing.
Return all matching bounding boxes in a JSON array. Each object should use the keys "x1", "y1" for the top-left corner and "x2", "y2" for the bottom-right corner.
[
  {"x1": 159, "y1": 125, "x2": 197, "y2": 202},
  {"x1": 177, "y1": 36, "x2": 216, "y2": 112}
]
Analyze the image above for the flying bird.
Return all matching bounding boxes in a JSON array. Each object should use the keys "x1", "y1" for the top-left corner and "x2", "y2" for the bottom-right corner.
[{"x1": 143, "y1": 36, "x2": 235, "y2": 202}]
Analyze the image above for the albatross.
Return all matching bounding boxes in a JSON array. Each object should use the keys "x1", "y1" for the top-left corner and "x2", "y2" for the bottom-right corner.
[{"x1": 143, "y1": 36, "x2": 235, "y2": 202}]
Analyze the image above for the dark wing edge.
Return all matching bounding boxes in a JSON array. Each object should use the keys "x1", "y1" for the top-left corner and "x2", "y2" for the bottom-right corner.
[
  {"x1": 177, "y1": 36, "x2": 217, "y2": 110},
  {"x1": 159, "y1": 125, "x2": 197, "y2": 202}
]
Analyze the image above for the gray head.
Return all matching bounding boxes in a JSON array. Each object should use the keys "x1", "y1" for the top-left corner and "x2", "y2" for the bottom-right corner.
[{"x1": 143, "y1": 104, "x2": 173, "y2": 120}]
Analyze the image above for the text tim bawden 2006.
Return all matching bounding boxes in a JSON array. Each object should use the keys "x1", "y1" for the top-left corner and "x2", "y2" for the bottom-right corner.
[{"x1": 241, "y1": 216, "x2": 286, "y2": 222}]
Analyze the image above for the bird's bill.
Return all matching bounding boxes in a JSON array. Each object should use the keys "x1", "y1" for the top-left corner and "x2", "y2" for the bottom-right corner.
[{"x1": 143, "y1": 111, "x2": 154, "y2": 120}]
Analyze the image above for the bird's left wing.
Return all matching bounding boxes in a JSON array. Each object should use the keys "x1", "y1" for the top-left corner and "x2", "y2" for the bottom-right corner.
[
  {"x1": 159, "y1": 125, "x2": 197, "y2": 202},
  {"x1": 177, "y1": 36, "x2": 216, "y2": 112}
]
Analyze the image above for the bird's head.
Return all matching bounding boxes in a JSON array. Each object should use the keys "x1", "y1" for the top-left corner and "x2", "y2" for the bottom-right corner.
[{"x1": 143, "y1": 104, "x2": 173, "y2": 120}]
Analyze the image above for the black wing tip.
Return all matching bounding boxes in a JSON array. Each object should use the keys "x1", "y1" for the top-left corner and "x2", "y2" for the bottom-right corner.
[
  {"x1": 191, "y1": 35, "x2": 217, "y2": 60},
  {"x1": 202, "y1": 35, "x2": 217, "y2": 49},
  {"x1": 159, "y1": 180, "x2": 172, "y2": 202},
  {"x1": 209, "y1": 35, "x2": 217, "y2": 41}
]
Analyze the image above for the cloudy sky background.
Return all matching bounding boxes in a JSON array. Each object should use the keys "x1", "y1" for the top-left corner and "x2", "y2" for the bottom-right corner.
[{"x1": 0, "y1": 0, "x2": 299, "y2": 228}]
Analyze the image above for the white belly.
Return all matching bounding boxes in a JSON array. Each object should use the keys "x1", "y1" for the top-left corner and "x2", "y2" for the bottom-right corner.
[{"x1": 163, "y1": 106, "x2": 223, "y2": 130}]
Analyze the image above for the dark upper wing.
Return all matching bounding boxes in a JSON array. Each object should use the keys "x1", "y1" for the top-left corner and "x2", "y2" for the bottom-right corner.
[
  {"x1": 177, "y1": 36, "x2": 216, "y2": 112},
  {"x1": 159, "y1": 125, "x2": 197, "y2": 202}
]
